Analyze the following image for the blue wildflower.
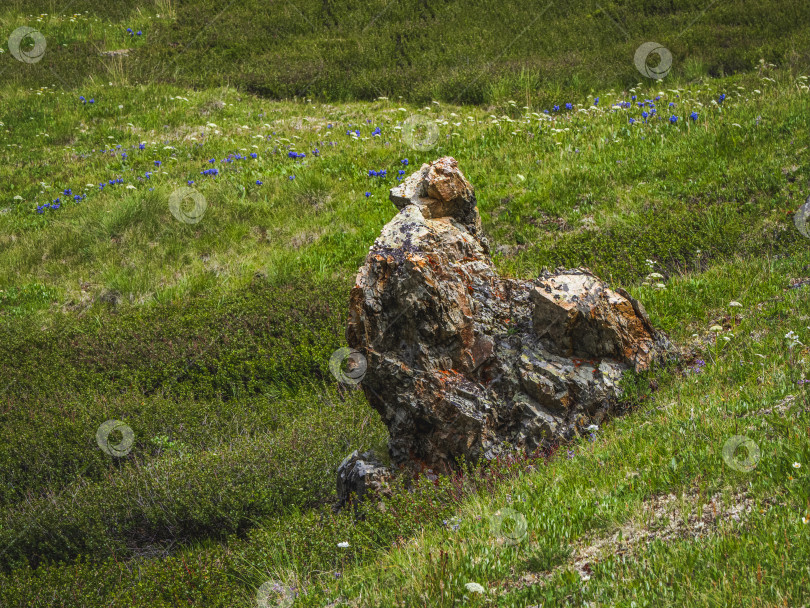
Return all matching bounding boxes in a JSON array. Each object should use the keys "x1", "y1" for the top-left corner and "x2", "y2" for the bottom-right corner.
[
  {"x1": 553, "y1": 105, "x2": 560, "y2": 112},
  {"x1": 250, "y1": 152, "x2": 258, "y2": 159},
  {"x1": 369, "y1": 170, "x2": 377, "y2": 176},
  {"x1": 187, "y1": 180, "x2": 194, "y2": 186},
  {"x1": 690, "y1": 112, "x2": 698, "y2": 121},
  {"x1": 594, "y1": 97, "x2": 599, "y2": 105},
  {"x1": 372, "y1": 127, "x2": 381, "y2": 136},
  {"x1": 629, "y1": 117, "x2": 635, "y2": 124},
  {"x1": 154, "y1": 160, "x2": 161, "y2": 167},
  {"x1": 256, "y1": 180, "x2": 263, "y2": 185},
  {"x1": 565, "y1": 102, "x2": 572, "y2": 110},
  {"x1": 401, "y1": 159, "x2": 408, "y2": 165},
  {"x1": 289, "y1": 175, "x2": 295, "y2": 180},
  {"x1": 365, "y1": 192, "x2": 371, "y2": 197},
  {"x1": 718, "y1": 93, "x2": 726, "y2": 103},
  {"x1": 669, "y1": 115, "x2": 678, "y2": 124}
]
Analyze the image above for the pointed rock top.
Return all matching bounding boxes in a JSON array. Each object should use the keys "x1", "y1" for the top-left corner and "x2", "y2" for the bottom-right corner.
[
  {"x1": 389, "y1": 157, "x2": 488, "y2": 251},
  {"x1": 390, "y1": 156, "x2": 475, "y2": 219}
]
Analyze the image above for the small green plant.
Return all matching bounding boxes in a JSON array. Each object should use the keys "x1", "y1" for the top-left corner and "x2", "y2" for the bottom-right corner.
[{"x1": 149, "y1": 433, "x2": 186, "y2": 454}]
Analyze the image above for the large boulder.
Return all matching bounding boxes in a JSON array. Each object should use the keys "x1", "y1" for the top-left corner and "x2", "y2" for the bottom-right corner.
[{"x1": 345, "y1": 156, "x2": 676, "y2": 480}]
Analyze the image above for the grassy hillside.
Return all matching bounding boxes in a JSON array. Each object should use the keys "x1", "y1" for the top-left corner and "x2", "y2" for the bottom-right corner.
[
  {"x1": 0, "y1": 0, "x2": 808, "y2": 103},
  {"x1": 1, "y1": 1, "x2": 810, "y2": 607}
]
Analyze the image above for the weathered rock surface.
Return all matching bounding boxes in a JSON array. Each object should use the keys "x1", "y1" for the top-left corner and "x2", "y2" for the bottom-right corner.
[
  {"x1": 344, "y1": 156, "x2": 676, "y2": 482},
  {"x1": 334, "y1": 450, "x2": 393, "y2": 513}
]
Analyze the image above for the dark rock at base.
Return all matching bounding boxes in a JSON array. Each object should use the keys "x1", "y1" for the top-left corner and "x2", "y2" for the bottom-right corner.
[{"x1": 334, "y1": 450, "x2": 394, "y2": 514}]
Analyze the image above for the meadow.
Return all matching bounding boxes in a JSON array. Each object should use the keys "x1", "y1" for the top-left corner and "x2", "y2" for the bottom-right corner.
[{"x1": 1, "y1": 1, "x2": 810, "y2": 607}]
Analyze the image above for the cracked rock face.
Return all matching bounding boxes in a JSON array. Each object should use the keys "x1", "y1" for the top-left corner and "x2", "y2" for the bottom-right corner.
[{"x1": 345, "y1": 156, "x2": 675, "y2": 480}]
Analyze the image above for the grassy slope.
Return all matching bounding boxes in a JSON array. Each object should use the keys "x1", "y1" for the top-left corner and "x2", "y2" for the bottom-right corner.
[
  {"x1": 1, "y1": 3, "x2": 810, "y2": 607},
  {"x1": 0, "y1": 0, "x2": 808, "y2": 103}
]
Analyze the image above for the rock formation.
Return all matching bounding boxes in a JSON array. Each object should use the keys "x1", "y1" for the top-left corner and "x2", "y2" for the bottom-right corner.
[
  {"x1": 334, "y1": 449, "x2": 393, "y2": 514},
  {"x1": 340, "y1": 156, "x2": 676, "y2": 498}
]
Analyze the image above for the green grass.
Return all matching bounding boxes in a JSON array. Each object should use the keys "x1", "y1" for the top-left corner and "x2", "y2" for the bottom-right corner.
[
  {"x1": 0, "y1": 0, "x2": 809, "y2": 105},
  {"x1": 1, "y1": 2, "x2": 810, "y2": 606}
]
